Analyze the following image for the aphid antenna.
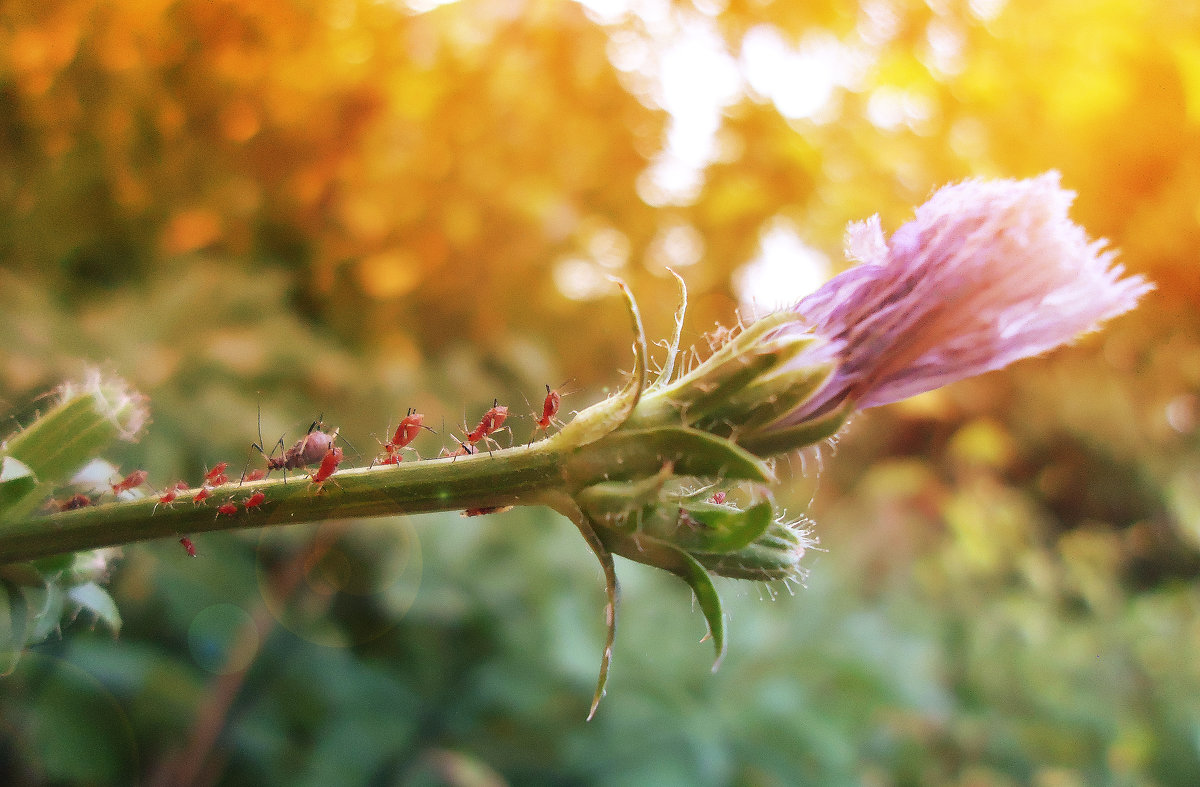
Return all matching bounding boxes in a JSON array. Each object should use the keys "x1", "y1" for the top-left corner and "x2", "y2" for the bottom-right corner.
[
  {"x1": 250, "y1": 402, "x2": 287, "y2": 476},
  {"x1": 336, "y1": 432, "x2": 361, "y2": 461},
  {"x1": 410, "y1": 406, "x2": 436, "y2": 429}
]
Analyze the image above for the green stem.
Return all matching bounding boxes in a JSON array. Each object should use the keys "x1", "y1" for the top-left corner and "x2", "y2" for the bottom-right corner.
[
  {"x1": 0, "y1": 440, "x2": 565, "y2": 563},
  {"x1": 0, "y1": 405, "x2": 773, "y2": 563}
]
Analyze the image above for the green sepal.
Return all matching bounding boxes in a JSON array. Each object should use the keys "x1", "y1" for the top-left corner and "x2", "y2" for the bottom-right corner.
[
  {"x1": 670, "y1": 501, "x2": 774, "y2": 555},
  {"x1": 575, "y1": 464, "x2": 675, "y2": 531},
  {"x1": 692, "y1": 518, "x2": 810, "y2": 581},
  {"x1": 706, "y1": 361, "x2": 835, "y2": 435},
  {"x1": 663, "y1": 544, "x2": 727, "y2": 671},
  {"x1": 565, "y1": 427, "x2": 773, "y2": 489},
  {"x1": 543, "y1": 492, "x2": 620, "y2": 721},
  {"x1": 651, "y1": 269, "x2": 688, "y2": 390},
  {"x1": 660, "y1": 311, "x2": 804, "y2": 395},
  {"x1": 737, "y1": 400, "x2": 854, "y2": 458},
  {"x1": 556, "y1": 280, "x2": 648, "y2": 449}
]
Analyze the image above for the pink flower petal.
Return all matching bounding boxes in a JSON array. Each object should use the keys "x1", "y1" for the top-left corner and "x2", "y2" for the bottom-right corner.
[{"x1": 785, "y1": 172, "x2": 1152, "y2": 422}]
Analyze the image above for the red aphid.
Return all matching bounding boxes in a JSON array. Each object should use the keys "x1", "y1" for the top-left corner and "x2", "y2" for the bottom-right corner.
[
  {"x1": 217, "y1": 502, "x2": 239, "y2": 517},
  {"x1": 242, "y1": 469, "x2": 266, "y2": 483},
  {"x1": 709, "y1": 491, "x2": 727, "y2": 505},
  {"x1": 462, "y1": 505, "x2": 514, "y2": 517},
  {"x1": 192, "y1": 487, "x2": 211, "y2": 505},
  {"x1": 58, "y1": 493, "x2": 93, "y2": 512},
  {"x1": 309, "y1": 446, "x2": 344, "y2": 488},
  {"x1": 111, "y1": 469, "x2": 149, "y2": 496},
  {"x1": 529, "y1": 382, "x2": 570, "y2": 444},
  {"x1": 173, "y1": 480, "x2": 190, "y2": 491},
  {"x1": 180, "y1": 536, "x2": 197, "y2": 558},
  {"x1": 204, "y1": 462, "x2": 229, "y2": 484},
  {"x1": 244, "y1": 491, "x2": 266, "y2": 510},
  {"x1": 538, "y1": 386, "x2": 561, "y2": 428},
  {"x1": 465, "y1": 399, "x2": 510, "y2": 451},
  {"x1": 155, "y1": 488, "x2": 178, "y2": 513},
  {"x1": 390, "y1": 408, "x2": 435, "y2": 452}
]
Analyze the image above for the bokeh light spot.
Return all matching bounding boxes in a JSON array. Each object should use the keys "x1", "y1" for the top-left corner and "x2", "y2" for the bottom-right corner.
[
  {"x1": 187, "y1": 603, "x2": 259, "y2": 675},
  {"x1": 735, "y1": 218, "x2": 830, "y2": 314},
  {"x1": 359, "y1": 249, "x2": 422, "y2": 299}
]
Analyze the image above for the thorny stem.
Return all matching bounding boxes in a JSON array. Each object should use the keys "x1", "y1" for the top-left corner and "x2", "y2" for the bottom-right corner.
[
  {"x1": 0, "y1": 417, "x2": 779, "y2": 564},
  {"x1": 0, "y1": 441, "x2": 564, "y2": 563}
]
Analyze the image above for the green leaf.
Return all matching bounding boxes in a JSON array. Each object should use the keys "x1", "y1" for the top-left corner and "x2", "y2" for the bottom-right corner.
[
  {"x1": 0, "y1": 581, "x2": 29, "y2": 675},
  {"x1": 32, "y1": 554, "x2": 74, "y2": 574},
  {"x1": 28, "y1": 582, "x2": 66, "y2": 643},
  {"x1": 1, "y1": 375, "x2": 146, "y2": 521},
  {"x1": 67, "y1": 582, "x2": 122, "y2": 635},
  {"x1": 0, "y1": 456, "x2": 38, "y2": 520}
]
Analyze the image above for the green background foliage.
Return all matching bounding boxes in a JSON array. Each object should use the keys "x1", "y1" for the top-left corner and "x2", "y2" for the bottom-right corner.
[{"x1": 1, "y1": 0, "x2": 1195, "y2": 783}]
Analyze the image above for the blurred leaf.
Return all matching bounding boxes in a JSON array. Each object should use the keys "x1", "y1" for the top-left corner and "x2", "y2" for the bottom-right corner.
[{"x1": 66, "y1": 581, "x2": 121, "y2": 635}]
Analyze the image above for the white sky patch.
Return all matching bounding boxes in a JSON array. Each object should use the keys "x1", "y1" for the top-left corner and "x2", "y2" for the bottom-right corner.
[
  {"x1": 630, "y1": 10, "x2": 867, "y2": 203},
  {"x1": 734, "y1": 219, "x2": 832, "y2": 316},
  {"x1": 741, "y1": 26, "x2": 849, "y2": 121},
  {"x1": 403, "y1": 0, "x2": 463, "y2": 14},
  {"x1": 968, "y1": 0, "x2": 1008, "y2": 22},
  {"x1": 638, "y1": 14, "x2": 743, "y2": 204},
  {"x1": 576, "y1": 0, "x2": 635, "y2": 25}
]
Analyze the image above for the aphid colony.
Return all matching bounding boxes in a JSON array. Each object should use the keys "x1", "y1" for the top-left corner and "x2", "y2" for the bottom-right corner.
[{"x1": 44, "y1": 386, "x2": 571, "y2": 557}]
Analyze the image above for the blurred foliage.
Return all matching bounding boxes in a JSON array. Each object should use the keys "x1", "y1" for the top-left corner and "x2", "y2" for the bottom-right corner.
[{"x1": 1, "y1": 0, "x2": 1197, "y2": 783}]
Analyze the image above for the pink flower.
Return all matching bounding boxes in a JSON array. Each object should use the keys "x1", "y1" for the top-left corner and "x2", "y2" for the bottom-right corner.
[{"x1": 786, "y1": 172, "x2": 1152, "y2": 422}]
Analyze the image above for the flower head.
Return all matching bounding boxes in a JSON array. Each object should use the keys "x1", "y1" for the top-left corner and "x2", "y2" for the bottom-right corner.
[{"x1": 785, "y1": 172, "x2": 1152, "y2": 422}]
